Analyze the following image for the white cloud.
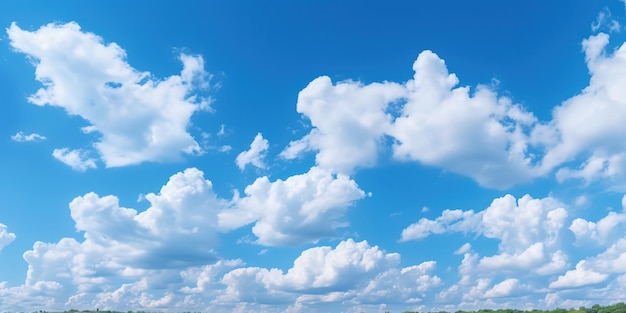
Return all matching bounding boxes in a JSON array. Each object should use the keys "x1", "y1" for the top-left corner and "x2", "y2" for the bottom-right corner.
[
  {"x1": 219, "y1": 166, "x2": 366, "y2": 246},
  {"x1": 569, "y1": 195, "x2": 626, "y2": 255},
  {"x1": 575, "y1": 195, "x2": 589, "y2": 207},
  {"x1": 180, "y1": 259, "x2": 244, "y2": 294},
  {"x1": 555, "y1": 154, "x2": 624, "y2": 183},
  {"x1": 570, "y1": 195, "x2": 626, "y2": 246},
  {"x1": 455, "y1": 243, "x2": 472, "y2": 255},
  {"x1": 400, "y1": 209, "x2": 481, "y2": 241},
  {"x1": 409, "y1": 194, "x2": 572, "y2": 305},
  {"x1": 535, "y1": 250, "x2": 569, "y2": 275},
  {"x1": 11, "y1": 132, "x2": 47, "y2": 142},
  {"x1": 8, "y1": 13, "x2": 626, "y2": 313},
  {"x1": 281, "y1": 51, "x2": 543, "y2": 188},
  {"x1": 480, "y1": 195, "x2": 567, "y2": 253},
  {"x1": 482, "y1": 279, "x2": 521, "y2": 298},
  {"x1": 436, "y1": 252, "x2": 480, "y2": 303},
  {"x1": 0, "y1": 281, "x2": 63, "y2": 312},
  {"x1": 402, "y1": 194, "x2": 567, "y2": 254},
  {"x1": 52, "y1": 148, "x2": 97, "y2": 171},
  {"x1": 90, "y1": 278, "x2": 201, "y2": 311},
  {"x1": 8, "y1": 22, "x2": 211, "y2": 167},
  {"x1": 235, "y1": 133, "x2": 269, "y2": 170},
  {"x1": 389, "y1": 51, "x2": 541, "y2": 188},
  {"x1": 217, "y1": 124, "x2": 227, "y2": 136},
  {"x1": 541, "y1": 32, "x2": 626, "y2": 183},
  {"x1": 570, "y1": 212, "x2": 626, "y2": 245},
  {"x1": 544, "y1": 293, "x2": 560, "y2": 307},
  {"x1": 583, "y1": 237, "x2": 626, "y2": 274},
  {"x1": 280, "y1": 76, "x2": 405, "y2": 174},
  {"x1": 0, "y1": 224, "x2": 16, "y2": 253},
  {"x1": 275, "y1": 239, "x2": 399, "y2": 291},
  {"x1": 218, "y1": 267, "x2": 292, "y2": 305},
  {"x1": 21, "y1": 168, "x2": 225, "y2": 300},
  {"x1": 549, "y1": 261, "x2": 609, "y2": 288},
  {"x1": 274, "y1": 30, "x2": 626, "y2": 189},
  {"x1": 478, "y1": 243, "x2": 545, "y2": 271},
  {"x1": 217, "y1": 239, "x2": 440, "y2": 307},
  {"x1": 13, "y1": 165, "x2": 360, "y2": 309},
  {"x1": 277, "y1": 34, "x2": 626, "y2": 188},
  {"x1": 355, "y1": 261, "x2": 442, "y2": 304},
  {"x1": 464, "y1": 278, "x2": 492, "y2": 301}
]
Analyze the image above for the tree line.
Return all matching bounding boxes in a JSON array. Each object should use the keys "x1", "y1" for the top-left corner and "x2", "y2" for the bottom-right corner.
[{"x1": 402, "y1": 303, "x2": 626, "y2": 313}]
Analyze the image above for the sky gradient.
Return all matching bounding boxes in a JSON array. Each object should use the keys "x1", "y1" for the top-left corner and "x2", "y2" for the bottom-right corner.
[{"x1": 2, "y1": 1, "x2": 626, "y2": 312}]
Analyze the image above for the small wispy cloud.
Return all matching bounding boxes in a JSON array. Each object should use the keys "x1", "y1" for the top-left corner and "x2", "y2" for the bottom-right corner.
[
  {"x1": 218, "y1": 124, "x2": 227, "y2": 136},
  {"x1": 52, "y1": 148, "x2": 97, "y2": 171},
  {"x1": 235, "y1": 133, "x2": 269, "y2": 170},
  {"x1": 11, "y1": 131, "x2": 47, "y2": 142},
  {"x1": 591, "y1": 8, "x2": 621, "y2": 33}
]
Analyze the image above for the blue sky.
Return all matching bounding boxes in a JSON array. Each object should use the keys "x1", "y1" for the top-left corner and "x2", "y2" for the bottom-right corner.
[{"x1": 2, "y1": 1, "x2": 626, "y2": 312}]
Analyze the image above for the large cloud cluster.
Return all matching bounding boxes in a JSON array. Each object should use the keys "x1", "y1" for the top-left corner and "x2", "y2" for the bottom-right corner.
[
  {"x1": 400, "y1": 193, "x2": 626, "y2": 309},
  {"x1": 282, "y1": 52, "x2": 540, "y2": 188},
  {"x1": 282, "y1": 31, "x2": 626, "y2": 189},
  {"x1": 8, "y1": 22, "x2": 212, "y2": 169},
  {"x1": 6, "y1": 15, "x2": 626, "y2": 313},
  {"x1": 217, "y1": 239, "x2": 440, "y2": 309}
]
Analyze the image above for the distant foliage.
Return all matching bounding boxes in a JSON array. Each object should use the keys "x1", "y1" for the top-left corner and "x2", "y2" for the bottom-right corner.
[{"x1": 399, "y1": 303, "x2": 626, "y2": 313}]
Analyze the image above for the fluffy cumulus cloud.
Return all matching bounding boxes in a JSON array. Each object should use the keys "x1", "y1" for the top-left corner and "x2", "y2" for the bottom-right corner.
[
  {"x1": 2, "y1": 239, "x2": 439, "y2": 311},
  {"x1": 399, "y1": 191, "x2": 626, "y2": 309},
  {"x1": 0, "y1": 223, "x2": 16, "y2": 253},
  {"x1": 402, "y1": 194, "x2": 567, "y2": 254},
  {"x1": 82, "y1": 259, "x2": 245, "y2": 311},
  {"x1": 7, "y1": 168, "x2": 226, "y2": 309},
  {"x1": 0, "y1": 281, "x2": 64, "y2": 312},
  {"x1": 478, "y1": 242, "x2": 546, "y2": 272},
  {"x1": 544, "y1": 32, "x2": 626, "y2": 184},
  {"x1": 68, "y1": 167, "x2": 224, "y2": 269},
  {"x1": 7, "y1": 22, "x2": 211, "y2": 168},
  {"x1": 219, "y1": 166, "x2": 366, "y2": 246},
  {"x1": 0, "y1": 166, "x2": 374, "y2": 310},
  {"x1": 10, "y1": 20, "x2": 626, "y2": 186},
  {"x1": 283, "y1": 51, "x2": 542, "y2": 188},
  {"x1": 355, "y1": 261, "x2": 442, "y2": 305},
  {"x1": 235, "y1": 133, "x2": 269, "y2": 170},
  {"x1": 402, "y1": 194, "x2": 575, "y2": 306},
  {"x1": 180, "y1": 259, "x2": 245, "y2": 294},
  {"x1": 11, "y1": 21, "x2": 626, "y2": 187},
  {"x1": 281, "y1": 76, "x2": 405, "y2": 174},
  {"x1": 280, "y1": 31, "x2": 626, "y2": 189},
  {"x1": 389, "y1": 51, "x2": 541, "y2": 188},
  {"x1": 549, "y1": 261, "x2": 609, "y2": 289},
  {"x1": 569, "y1": 209, "x2": 626, "y2": 246},
  {"x1": 11, "y1": 132, "x2": 47, "y2": 142},
  {"x1": 216, "y1": 239, "x2": 440, "y2": 309},
  {"x1": 548, "y1": 197, "x2": 626, "y2": 291}
]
